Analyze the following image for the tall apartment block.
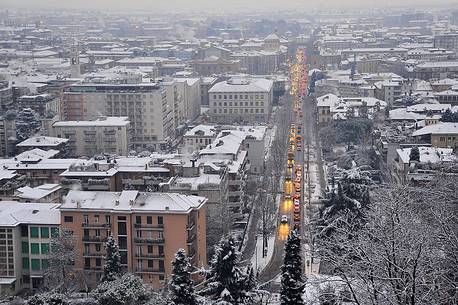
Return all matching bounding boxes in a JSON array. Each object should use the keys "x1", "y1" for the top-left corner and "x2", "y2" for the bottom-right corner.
[
  {"x1": 0, "y1": 202, "x2": 60, "y2": 295},
  {"x1": 62, "y1": 83, "x2": 173, "y2": 151},
  {"x1": 51, "y1": 116, "x2": 131, "y2": 157},
  {"x1": 60, "y1": 190, "x2": 207, "y2": 289}
]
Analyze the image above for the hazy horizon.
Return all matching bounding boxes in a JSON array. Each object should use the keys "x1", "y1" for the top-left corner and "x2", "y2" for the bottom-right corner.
[{"x1": 2, "y1": 0, "x2": 457, "y2": 13}]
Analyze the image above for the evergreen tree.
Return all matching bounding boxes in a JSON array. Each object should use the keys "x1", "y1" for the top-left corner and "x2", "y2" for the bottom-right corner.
[
  {"x1": 202, "y1": 236, "x2": 257, "y2": 304},
  {"x1": 409, "y1": 146, "x2": 420, "y2": 162},
  {"x1": 440, "y1": 108, "x2": 458, "y2": 122},
  {"x1": 101, "y1": 235, "x2": 122, "y2": 282},
  {"x1": 170, "y1": 249, "x2": 197, "y2": 305},
  {"x1": 280, "y1": 230, "x2": 305, "y2": 305}
]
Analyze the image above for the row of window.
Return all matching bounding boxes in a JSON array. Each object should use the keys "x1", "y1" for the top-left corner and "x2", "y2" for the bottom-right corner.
[
  {"x1": 212, "y1": 94, "x2": 265, "y2": 100},
  {"x1": 213, "y1": 108, "x2": 265, "y2": 114},
  {"x1": 22, "y1": 242, "x2": 49, "y2": 255},
  {"x1": 213, "y1": 101, "x2": 265, "y2": 107},
  {"x1": 67, "y1": 215, "x2": 164, "y2": 226},
  {"x1": 21, "y1": 226, "x2": 59, "y2": 239},
  {"x1": 438, "y1": 136, "x2": 457, "y2": 142},
  {"x1": 23, "y1": 258, "x2": 48, "y2": 271}
]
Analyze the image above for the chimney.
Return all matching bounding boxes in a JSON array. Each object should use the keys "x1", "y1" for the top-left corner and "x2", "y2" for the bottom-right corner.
[
  {"x1": 115, "y1": 200, "x2": 120, "y2": 206},
  {"x1": 191, "y1": 159, "x2": 196, "y2": 167}
]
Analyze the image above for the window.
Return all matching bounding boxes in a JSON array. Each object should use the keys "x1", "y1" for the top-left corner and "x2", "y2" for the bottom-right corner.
[
  {"x1": 64, "y1": 216, "x2": 73, "y2": 223},
  {"x1": 31, "y1": 243, "x2": 40, "y2": 254},
  {"x1": 22, "y1": 242, "x2": 29, "y2": 254},
  {"x1": 118, "y1": 222, "x2": 127, "y2": 235},
  {"x1": 40, "y1": 227, "x2": 49, "y2": 238},
  {"x1": 229, "y1": 95, "x2": 232, "y2": 99},
  {"x1": 31, "y1": 259, "x2": 40, "y2": 271},
  {"x1": 83, "y1": 229, "x2": 89, "y2": 237},
  {"x1": 83, "y1": 215, "x2": 89, "y2": 224},
  {"x1": 147, "y1": 245, "x2": 153, "y2": 253},
  {"x1": 148, "y1": 260, "x2": 153, "y2": 268},
  {"x1": 95, "y1": 229, "x2": 100, "y2": 237},
  {"x1": 41, "y1": 243, "x2": 49, "y2": 254},
  {"x1": 440, "y1": 137, "x2": 445, "y2": 142},
  {"x1": 136, "y1": 216, "x2": 142, "y2": 224},
  {"x1": 96, "y1": 244, "x2": 101, "y2": 252},
  {"x1": 30, "y1": 227, "x2": 39, "y2": 238},
  {"x1": 223, "y1": 95, "x2": 227, "y2": 99},
  {"x1": 84, "y1": 258, "x2": 90, "y2": 269},
  {"x1": 158, "y1": 245, "x2": 164, "y2": 255},
  {"x1": 105, "y1": 215, "x2": 111, "y2": 224},
  {"x1": 157, "y1": 216, "x2": 163, "y2": 226},
  {"x1": 21, "y1": 226, "x2": 28, "y2": 237},
  {"x1": 96, "y1": 258, "x2": 101, "y2": 267},
  {"x1": 22, "y1": 258, "x2": 29, "y2": 269},
  {"x1": 159, "y1": 260, "x2": 165, "y2": 271},
  {"x1": 147, "y1": 216, "x2": 152, "y2": 224},
  {"x1": 94, "y1": 215, "x2": 99, "y2": 223}
]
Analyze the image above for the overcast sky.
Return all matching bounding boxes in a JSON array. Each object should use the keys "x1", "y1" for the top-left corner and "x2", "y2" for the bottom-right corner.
[{"x1": 2, "y1": 0, "x2": 457, "y2": 13}]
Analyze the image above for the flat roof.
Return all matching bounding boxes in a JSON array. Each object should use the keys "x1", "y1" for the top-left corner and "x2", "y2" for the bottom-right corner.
[
  {"x1": 61, "y1": 190, "x2": 206, "y2": 213},
  {"x1": 17, "y1": 136, "x2": 68, "y2": 147},
  {"x1": 53, "y1": 117, "x2": 130, "y2": 127}
]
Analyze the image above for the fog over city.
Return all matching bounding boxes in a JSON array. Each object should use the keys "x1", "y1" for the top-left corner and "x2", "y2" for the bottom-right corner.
[
  {"x1": 3, "y1": 0, "x2": 458, "y2": 11},
  {"x1": 0, "y1": 1, "x2": 457, "y2": 305}
]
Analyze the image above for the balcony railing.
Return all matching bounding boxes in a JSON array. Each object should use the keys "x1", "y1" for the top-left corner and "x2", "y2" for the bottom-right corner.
[
  {"x1": 82, "y1": 222, "x2": 111, "y2": 228},
  {"x1": 82, "y1": 236, "x2": 108, "y2": 242},
  {"x1": 83, "y1": 252, "x2": 104, "y2": 257},
  {"x1": 186, "y1": 222, "x2": 195, "y2": 231},
  {"x1": 134, "y1": 223, "x2": 164, "y2": 229},
  {"x1": 135, "y1": 267, "x2": 165, "y2": 274},
  {"x1": 187, "y1": 234, "x2": 196, "y2": 244},
  {"x1": 134, "y1": 253, "x2": 165, "y2": 259},
  {"x1": 134, "y1": 237, "x2": 165, "y2": 244}
]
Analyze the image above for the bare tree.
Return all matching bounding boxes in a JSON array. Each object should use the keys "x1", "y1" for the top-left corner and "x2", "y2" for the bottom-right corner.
[
  {"x1": 316, "y1": 177, "x2": 458, "y2": 305},
  {"x1": 44, "y1": 229, "x2": 78, "y2": 293}
]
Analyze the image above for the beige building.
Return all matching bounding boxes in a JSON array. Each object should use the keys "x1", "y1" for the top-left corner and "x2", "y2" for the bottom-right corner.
[
  {"x1": 208, "y1": 78, "x2": 273, "y2": 124},
  {"x1": 60, "y1": 190, "x2": 207, "y2": 289},
  {"x1": 62, "y1": 83, "x2": 173, "y2": 151},
  {"x1": 0, "y1": 202, "x2": 60, "y2": 295},
  {"x1": 412, "y1": 122, "x2": 458, "y2": 148},
  {"x1": 51, "y1": 117, "x2": 131, "y2": 157}
]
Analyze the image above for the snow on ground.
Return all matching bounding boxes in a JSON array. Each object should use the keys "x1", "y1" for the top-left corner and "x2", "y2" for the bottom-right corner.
[
  {"x1": 251, "y1": 234, "x2": 276, "y2": 274},
  {"x1": 303, "y1": 274, "x2": 353, "y2": 305}
]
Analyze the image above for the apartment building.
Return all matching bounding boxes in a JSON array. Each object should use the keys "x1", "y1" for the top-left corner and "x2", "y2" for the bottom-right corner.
[
  {"x1": 433, "y1": 33, "x2": 458, "y2": 53},
  {"x1": 62, "y1": 83, "x2": 173, "y2": 151},
  {"x1": 16, "y1": 136, "x2": 69, "y2": 157},
  {"x1": 182, "y1": 125, "x2": 218, "y2": 154},
  {"x1": 208, "y1": 78, "x2": 273, "y2": 124},
  {"x1": 60, "y1": 190, "x2": 207, "y2": 289},
  {"x1": 0, "y1": 202, "x2": 60, "y2": 295},
  {"x1": 411, "y1": 61, "x2": 458, "y2": 80},
  {"x1": 0, "y1": 81, "x2": 13, "y2": 111},
  {"x1": 412, "y1": 122, "x2": 458, "y2": 148},
  {"x1": 51, "y1": 117, "x2": 131, "y2": 157}
]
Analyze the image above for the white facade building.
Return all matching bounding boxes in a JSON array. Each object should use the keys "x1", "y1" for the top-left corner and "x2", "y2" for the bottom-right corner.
[
  {"x1": 51, "y1": 117, "x2": 131, "y2": 157},
  {"x1": 208, "y1": 78, "x2": 273, "y2": 124}
]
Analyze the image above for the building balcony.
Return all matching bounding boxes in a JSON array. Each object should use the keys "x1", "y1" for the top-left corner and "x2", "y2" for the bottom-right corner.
[
  {"x1": 83, "y1": 252, "x2": 104, "y2": 257},
  {"x1": 82, "y1": 222, "x2": 111, "y2": 228},
  {"x1": 134, "y1": 223, "x2": 164, "y2": 230},
  {"x1": 134, "y1": 237, "x2": 165, "y2": 244},
  {"x1": 135, "y1": 267, "x2": 165, "y2": 274},
  {"x1": 134, "y1": 253, "x2": 165, "y2": 259},
  {"x1": 82, "y1": 236, "x2": 108, "y2": 243},
  {"x1": 186, "y1": 222, "x2": 195, "y2": 231},
  {"x1": 187, "y1": 233, "x2": 196, "y2": 245}
]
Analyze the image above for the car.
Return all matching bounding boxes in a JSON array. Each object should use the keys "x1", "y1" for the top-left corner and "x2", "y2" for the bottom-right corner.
[
  {"x1": 293, "y1": 214, "x2": 300, "y2": 222},
  {"x1": 294, "y1": 205, "x2": 300, "y2": 213},
  {"x1": 281, "y1": 215, "x2": 288, "y2": 224},
  {"x1": 285, "y1": 194, "x2": 291, "y2": 200},
  {"x1": 297, "y1": 145, "x2": 302, "y2": 151},
  {"x1": 294, "y1": 199, "x2": 301, "y2": 206},
  {"x1": 293, "y1": 223, "x2": 300, "y2": 230},
  {"x1": 293, "y1": 193, "x2": 301, "y2": 200}
]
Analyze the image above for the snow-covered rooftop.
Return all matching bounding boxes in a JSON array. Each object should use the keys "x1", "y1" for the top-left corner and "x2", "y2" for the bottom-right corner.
[
  {"x1": 17, "y1": 136, "x2": 68, "y2": 147},
  {"x1": 412, "y1": 122, "x2": 458, "y2": 136},
  {"x1": 396, "y1": 146, "x2": 456, "y2": 164},
  {"x1": 62, "y1": 190, "x2": 206, "y2": 213},
  {"x1": 0, "y1": 202, "x2": 60, "y2": 226},
  {"x1": 209, "y1": 78, "x2": 273, "y2": 93},
  {"x1": 53, "y1": 116, "x2": 130, "y2": 127},
  {"x1": 16, "y1": 184, "x2": 61, "y2": 200}
]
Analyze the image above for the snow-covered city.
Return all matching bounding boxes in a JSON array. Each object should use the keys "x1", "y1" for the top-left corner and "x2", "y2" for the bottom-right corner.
[{"x1": 0, "y1": 0, "x2": 457, "y2": 304}]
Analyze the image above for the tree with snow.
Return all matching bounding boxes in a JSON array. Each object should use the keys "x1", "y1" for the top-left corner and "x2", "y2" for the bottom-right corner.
[
  {"x1": 91, "y1": 273, "x2": 150, "y2": 305},
  {"x1": 409, "y1": 146, "x2": 420, "y2": 162},
  {"x1": 101, "y1": 235, "x2": 122, "y2": 282},
  {"x1": 44, "y1": 229, "x2": 77, "y2": 293},
  {"x1": 15, "y1": 108, "x2": 41, "y2": 143},
  {"x1": 170, "y1": 249, "x2": 197, "y2": 305},
  {"x1": 201, "y1": 236, "x2": 258, "y2": 304},
  {"x1": 26, "y1": 292, "x2": 68, "y2": 305},
  {"x1": 280, "y1": 230, "x2": 305, "y2": 305}
]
